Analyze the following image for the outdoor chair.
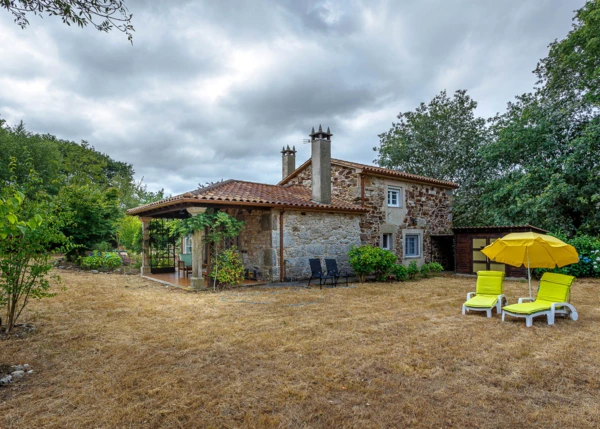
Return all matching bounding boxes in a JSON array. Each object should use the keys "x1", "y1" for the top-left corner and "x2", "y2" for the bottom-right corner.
[
  {"x1": 502, "y1": 272, "x2": 577, "y2": 327},
  {"x1": 462, "y1": 270, "x2": 507, "y2": 318},
  {"x1": 245, "y1": 266, "x2": 262, "y2": 281},
  {"x1": 308, "y1": 258, "x2": 335, "y2": 289},
  {"x1": 178, "y1": 254, "x2": 192, "y2": 278},
  {"x1": 325, "y1": 258, "x2": 351, "y2": 287}
]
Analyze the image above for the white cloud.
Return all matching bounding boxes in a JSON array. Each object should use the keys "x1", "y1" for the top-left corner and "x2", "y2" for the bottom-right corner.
[{"x1": 0, "y1": 0, "x2": 584, "y2": 195}]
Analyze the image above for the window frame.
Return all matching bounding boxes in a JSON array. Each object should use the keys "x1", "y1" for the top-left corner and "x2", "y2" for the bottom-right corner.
[
  {"x1": 183, "y1": 235, "x2": 192, "y2": 254},
  {"x1": 404, "y1": 234, "x2": 420, "y2": 258},
  {"x1": 381, "y1": 233, "x2": 393, "y2": 250},
  {"x1": 387, "y1": 187, "x2": 402, "y2": 208}
]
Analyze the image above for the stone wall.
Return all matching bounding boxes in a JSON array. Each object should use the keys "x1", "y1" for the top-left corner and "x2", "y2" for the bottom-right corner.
[
  {"x1": 361, "y1": 177, "x2": 453, "y2": 264},
  {"x1": 230, "y1": 209, "x2": 275, "y2": 280},
  {"x1": 287, "y1": 162, "x2": 454, "y2": 266},
  {"x1": 286, "y1": 163, "x2": 362, "y2": 205},
  {"x1": 272, "y1": 210, "x2": 362, "y2": 281}
]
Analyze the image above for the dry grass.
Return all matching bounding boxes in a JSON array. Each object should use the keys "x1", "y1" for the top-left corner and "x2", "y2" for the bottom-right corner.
[{"x1": 1, "y1": 272, "x2": 600, "y2": 428}]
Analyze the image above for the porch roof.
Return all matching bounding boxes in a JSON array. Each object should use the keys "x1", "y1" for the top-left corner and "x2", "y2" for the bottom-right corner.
[{"x1": 127, "y1": 180, "x2": 368, "y2": 217}]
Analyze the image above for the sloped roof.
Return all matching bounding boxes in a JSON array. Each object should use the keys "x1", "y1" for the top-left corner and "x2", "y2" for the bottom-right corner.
[
  {"x1": 278, "y1": 158, "x2": 459, "y2": 189},
  {"x1": 127, "y1": 180, "x2": 367, "y2": 216},
  {"x1": 452, "y1": 225, "x2": 547, "y2": 234}
]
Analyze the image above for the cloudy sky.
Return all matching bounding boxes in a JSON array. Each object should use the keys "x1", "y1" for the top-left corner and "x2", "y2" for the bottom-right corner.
[{"x1": 0, "y1": 0, "x2": 584, "y2": 195}]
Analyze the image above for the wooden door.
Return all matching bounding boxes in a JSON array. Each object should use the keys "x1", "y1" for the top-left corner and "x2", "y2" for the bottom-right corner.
[{"x1": 471, "y1": 236, "x2": 506, "y2": 274}]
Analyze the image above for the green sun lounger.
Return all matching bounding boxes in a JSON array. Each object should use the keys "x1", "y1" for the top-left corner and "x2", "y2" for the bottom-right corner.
[
  {"x1": 502, "y1": 272, "x2": 577, "y2": 327},
  {"x1": 462, "y1": 271, "x2": 507, "y2": 318}
]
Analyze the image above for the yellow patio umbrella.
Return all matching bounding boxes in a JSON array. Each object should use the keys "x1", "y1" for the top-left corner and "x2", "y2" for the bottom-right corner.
[{"x1": 481, "y1": 232, "x2": 579, "y2": 298}]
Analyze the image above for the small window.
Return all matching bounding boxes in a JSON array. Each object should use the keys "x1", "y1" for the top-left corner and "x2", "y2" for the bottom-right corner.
[
  {"x1": 183, "y1": 236, "x2": 192, "y2": 254},
  {"x1": 405, "y1": 234, "x2": 420, "y2": 258},
  {"x1": 388, "y1": 188, "x2": 402, "y2": 208},
  {"x1": 381, "y1": 233, "x2": 392, "y2": 250}
]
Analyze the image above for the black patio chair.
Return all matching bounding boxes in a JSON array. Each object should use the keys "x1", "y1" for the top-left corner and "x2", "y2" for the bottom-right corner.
[
  {"x1": 325, "y1": 259, "x2": 351, "y2": 287},
  {"x1": 308, "y1": 258, "x2": 335, "y2": 289}
]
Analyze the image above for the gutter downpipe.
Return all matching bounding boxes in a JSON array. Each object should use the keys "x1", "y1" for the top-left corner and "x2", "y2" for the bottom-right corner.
[{"x1": 280, "y1": 208, "x2": 285, "y2": 282}]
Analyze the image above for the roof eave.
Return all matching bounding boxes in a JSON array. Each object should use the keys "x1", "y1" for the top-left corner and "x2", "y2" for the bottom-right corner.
[{"x1": 127, "y1": 197, "x2": 367, "y2": 217}]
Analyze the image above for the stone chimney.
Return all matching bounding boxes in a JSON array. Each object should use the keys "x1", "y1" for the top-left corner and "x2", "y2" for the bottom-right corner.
[
  {"x1": 281, "y1": 145, "x2": 296, "y2": 180},
  {"x1": 310, "y1": 125, "x2": 332, "y2": 204}
]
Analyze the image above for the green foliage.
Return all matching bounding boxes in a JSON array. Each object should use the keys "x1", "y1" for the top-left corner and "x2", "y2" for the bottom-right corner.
[
  {"x1": 211, "y1": 247, "x2": 245, "y2": 288},
  {"x1": 81, "y1": 251, "x2": 123, "y2": 271},
  {"x1": 57, "y1": 184, "x2": 122, "y2": 255},
  {"x1": 535, "y1": 234, "x2": 600, "y2": 278},
  {"x1": 93, "y1": 241, "x2": 113, "y2": 252},
  {"x1": 406, "y1": 261, "x2": 419, "y2": 280},
  {"x1": 391, "y1": 264, "x2": 408, "y2": 282},
  {"x1": 535, "y1": 0, "x2": 600, "y2": 106},
  {"x1": 419, "y1": 263, "x2": 431, "y2": 279},
  {"x1": 179, "y1": 210, "x2": 245, "y2": 290},
  {"x1": 420, "y1": 262, "x2": 443, "y2": 278},
  {"x1": 179, "y1": 210, "x2": 245, "y2": 245},
  {"x1": 0, "y1": 120, "x2": 165, "y2": 254},
  {"x1": 116, "y1": 215, "x2": 142, "y2": 254},
  {"x1": 426, "y1": 262, "x2": 444, "y2": 276},
  {"x1": 348, "y1": 245, "x2": 397, "y2": 282},
  {"x1": 375, "y1": 89, "x2": 489, "y2": 226},
  {"x1": 479, "y1": 93, "x2": 600, "y2": 236},
  {"x1": 2, "y1": 0, "x2": 134, "y2": 41},
  {"x1": 0, "y1": 159, "x2": 69, "y2": 333}
]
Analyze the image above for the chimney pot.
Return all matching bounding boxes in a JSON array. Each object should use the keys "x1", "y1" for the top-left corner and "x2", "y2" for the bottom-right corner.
[
  {"x1": 281, "y1": 142, "x2": 296, "y2": 179},
  {"x1": 310, "y1": 125, "x2": 332, "y2": 204}
]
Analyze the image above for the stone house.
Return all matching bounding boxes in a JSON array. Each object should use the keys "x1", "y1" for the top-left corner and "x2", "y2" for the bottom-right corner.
[{"x1": 128, "y1": 126, "x2": 458, "y2": 285}]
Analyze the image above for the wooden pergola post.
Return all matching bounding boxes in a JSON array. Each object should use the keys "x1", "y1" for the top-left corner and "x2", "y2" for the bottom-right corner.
[
  {"x1": 187, "y1": 207, "x2": 207, "y2": 289},
  {"x1": 140, "y1": 217, "x2": 152, "y2": 275}
]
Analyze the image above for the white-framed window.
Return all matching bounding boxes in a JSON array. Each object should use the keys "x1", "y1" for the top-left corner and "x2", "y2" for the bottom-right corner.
[
  {"x1": 381, "y1": 233, "x2": 392, "y2": 250},
  {"x1": 405, "y1": 234, "x2": 420, "y2": 258},
  {"x1": 387, "y1": 187, "x2": 402, "y2": 208},
  {"x1": 183, "y1": 235, "x2": 192, "y2": 254}
]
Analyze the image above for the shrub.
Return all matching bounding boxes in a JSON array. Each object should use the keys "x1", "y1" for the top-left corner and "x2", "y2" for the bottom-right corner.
[
  {"x1": 81, "y1": 251, "x2": 122, "y2": 271},
  {"x1": 391, "y1": 264, "x2": 408, "y2": 281},
  {"x1": 407, "y1": 260, "x2": 419, "y2": 280},
  {"x1": 93, "y1": 241, "x2": 113, "y2": 252},
  {"x1": 420, "y1": 263, "x2": 431, "y2": 278},
  {"x1": 534, "y1": 234, "x2": 600, "y2": 278},
  {"x1": 211, "y1": 247, "x2": 245, "y2": 288},
  {"x1": 348, "y1": 245, "x2": 397, "y2": 282},
  {"x1": 427, "y1": 262, "x2": 444, "y2": 276}
]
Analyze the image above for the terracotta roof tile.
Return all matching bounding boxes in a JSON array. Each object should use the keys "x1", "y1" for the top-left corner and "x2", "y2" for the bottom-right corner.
[
  {"x1": 127, "y1": 180, "x2": 366, "y2": 216},
  {"x1": 279, "y1": 158, "x2": 459, "y2": 189}
]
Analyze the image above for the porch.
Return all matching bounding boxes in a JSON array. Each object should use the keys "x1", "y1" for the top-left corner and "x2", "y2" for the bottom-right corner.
[{"x1": 143, "y1": 271, "x2": 269, "y2": 290}]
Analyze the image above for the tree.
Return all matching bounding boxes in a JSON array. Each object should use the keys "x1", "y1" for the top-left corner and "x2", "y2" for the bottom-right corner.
[
  {"x1": 57, "y1": 184, "x2": 122, "y2": 255},
  {"x1": 480, "y1": 92, "x2": 600, "y2": 236},
  {"x1": 374, "y1": 89, "x2": 489, "y2": 225},
  {"x1": 535, "y1": 0, "x2": 600, "y2": 106},
  {"x1": 0, "y1": 159, "x2": 69, "y2": 333},
  {"x1": 1, "y1": 0, "x2": 134, "y2": 41}
]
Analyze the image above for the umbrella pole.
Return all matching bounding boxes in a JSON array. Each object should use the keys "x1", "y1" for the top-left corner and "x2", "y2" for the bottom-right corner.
[{"x1": 527, "y1": 247, "x2": 532, "y2": 299}]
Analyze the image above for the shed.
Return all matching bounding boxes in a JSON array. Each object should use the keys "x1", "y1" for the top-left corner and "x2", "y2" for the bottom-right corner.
[{"x1": 453, "y1": 225, "x2": 547, "y2": 277}]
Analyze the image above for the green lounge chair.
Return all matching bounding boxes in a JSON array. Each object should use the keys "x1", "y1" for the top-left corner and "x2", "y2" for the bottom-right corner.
[
  {"x1": 502, "y1": 272, "x2": 577, "y2": 327},
  {"x1": 462, "y1": 271, "x2": 507, "y2": 318}
]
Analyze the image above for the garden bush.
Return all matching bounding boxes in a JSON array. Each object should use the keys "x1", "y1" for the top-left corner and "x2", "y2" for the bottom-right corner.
[
  {"x1": 421, "y1": 262, "x2": 443, "y2": 278},
  {"x1": 535, "y1": 234, "x2": 600, "y2": 278},
  {"x1": 391, "y1": 264, "x2": 408, "y2": 281},
  {"x1": 348, "y1": 245, "x2": 397, "y2": 282},
  {"x1": 81, "y1": 251, "x2": 122, "y2": 271},
  {"x1": 211, "y1": 247, "x2": 245, "y2": 288},
  {"x1": 407, "y1": 260, "x2": 419, "y2": 280}
]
